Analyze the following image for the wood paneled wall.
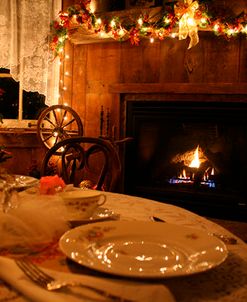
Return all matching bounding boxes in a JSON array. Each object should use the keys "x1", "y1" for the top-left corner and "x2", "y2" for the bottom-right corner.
[
  {"x1": 62, "y1": 0, "x2": 246, "y2": 140},
  {"x1": 64, "y1": 33, "x2": 246, "y2": 139}
]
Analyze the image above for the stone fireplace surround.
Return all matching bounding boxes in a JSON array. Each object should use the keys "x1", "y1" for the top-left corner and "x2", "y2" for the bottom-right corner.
[{"x1": 110, "y1": 83, "x2": 247, "y2": 222}]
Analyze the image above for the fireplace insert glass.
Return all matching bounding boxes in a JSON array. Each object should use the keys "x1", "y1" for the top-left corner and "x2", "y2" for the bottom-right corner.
[{"x1": 124, "y1": 101, "x2": 247, "y2": 221}]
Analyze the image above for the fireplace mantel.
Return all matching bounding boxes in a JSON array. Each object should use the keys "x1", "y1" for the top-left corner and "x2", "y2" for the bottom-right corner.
[{"x1": 109, "y1": 83, "x2": 247, "y2": 95}]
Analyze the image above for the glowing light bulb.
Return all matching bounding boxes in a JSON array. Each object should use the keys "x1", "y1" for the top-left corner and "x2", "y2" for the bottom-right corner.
[
  {"x1": 150, "y1": 37, "x2": 154, "y2": 43},
  {"x1": 65, "y1": 54, "x2": 70, "y2": 59},
  {"x1": 118, "y1": 28, "x2": 125, "y2": 37},
  {"x1": 138, "y1": 18, "x2": 143, "y2": 26},
  {"x1": 164, "y1": 17, "x2": 170, "y2": 25},
  {"x1": 213, "y1": 23, "x2": 220, "y2": 32},
  {"x1": 110, "y1": 20, "x2": 116, "y2": 27},
  {"x1": 226, "y1": 28, "x2": 235, "y2": 36},
  {"x1": 187, "y1": 17, "x2": 196, "y2": 27},
  {"x1": 200, "y1": 17, "x2": 207, "y2": 25}
]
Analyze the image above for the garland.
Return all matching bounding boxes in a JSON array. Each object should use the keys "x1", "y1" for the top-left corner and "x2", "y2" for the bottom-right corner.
[{"x1": 50, "y1": 0, "x2": 247, "y2": 57}]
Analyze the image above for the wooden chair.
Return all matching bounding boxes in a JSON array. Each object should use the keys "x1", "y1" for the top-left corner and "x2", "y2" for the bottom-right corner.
[{"x1": 40, "y1": 136, "x2": 122, "y2": 192}]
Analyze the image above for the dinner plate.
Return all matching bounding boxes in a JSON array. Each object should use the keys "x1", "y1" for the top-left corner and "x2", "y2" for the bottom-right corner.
[
  {"x1": 59, "y1": 221, "x2": 228, "y2": 278},
  {"x1": 0, "y1": 175, "x2": 39, "y2": 190},
  {"x1": 68, "y1": 207, "x2": 118, "y2": 226}
]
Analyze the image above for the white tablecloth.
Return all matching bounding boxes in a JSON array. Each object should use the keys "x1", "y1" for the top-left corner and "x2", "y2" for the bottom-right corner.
[{"x1": 1, "y1": 191, "x2": 247, "y2": 302}]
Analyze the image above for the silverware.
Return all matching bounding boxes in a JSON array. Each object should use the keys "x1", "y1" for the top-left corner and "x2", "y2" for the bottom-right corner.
[
  {"x1": 150, "y1": 216, "x2": 166, "y2": 223},
  {"x1": 16, "y1": 259, "x2": 135, "y2": 302},
  {"x1": 150, "y1": 216, "x2": 238, "y2": 245}
]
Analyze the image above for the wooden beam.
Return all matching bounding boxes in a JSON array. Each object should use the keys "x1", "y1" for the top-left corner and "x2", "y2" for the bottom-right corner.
[{"x1": 109, "y1": 83, "x2": 247, "y2": 95}]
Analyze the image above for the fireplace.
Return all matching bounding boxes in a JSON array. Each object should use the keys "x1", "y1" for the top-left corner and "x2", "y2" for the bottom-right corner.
[{"x1": 121, "y1": 92, "x2": 247, "y2": 221}]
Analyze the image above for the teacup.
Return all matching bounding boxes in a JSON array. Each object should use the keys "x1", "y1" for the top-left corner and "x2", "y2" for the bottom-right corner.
[{"x1": 60, "y1": 189, "x2": 106, "y2": 219}]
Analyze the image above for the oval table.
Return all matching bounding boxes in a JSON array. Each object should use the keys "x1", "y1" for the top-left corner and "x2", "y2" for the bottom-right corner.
[{"x1": 0, "y1": 191, "x2": 247, "y2": 302}]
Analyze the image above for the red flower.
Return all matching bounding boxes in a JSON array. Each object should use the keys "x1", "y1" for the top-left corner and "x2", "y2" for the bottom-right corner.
[
  {"x1": 129, "y1": 28, "x2": 140, "y2": 45},
  {"x1": 52, "y1": 36, "x2": 58, "y2": 44},
  {"x1": 39, "y1": 175, "x2": 66, "y2": 195},
  {"x1": 53, "y1": 21, "x2": 59, "y2": 30}
]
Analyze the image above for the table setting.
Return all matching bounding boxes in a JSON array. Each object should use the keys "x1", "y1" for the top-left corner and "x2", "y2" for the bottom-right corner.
[{"x1": 0, "y1": 174, "x2": 247, "y2": 302}]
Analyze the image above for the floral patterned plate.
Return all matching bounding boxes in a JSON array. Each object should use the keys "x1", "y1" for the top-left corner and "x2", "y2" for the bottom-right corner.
[
  {"x1": 59, "y1": 221, "x2": 228, "y2": 278},
  {"x1": 68, "y1": 207, "x2": 119, "y2": 227},
  {"x1": 0, "y1": 175, "x2": 39, "y2": 190}
]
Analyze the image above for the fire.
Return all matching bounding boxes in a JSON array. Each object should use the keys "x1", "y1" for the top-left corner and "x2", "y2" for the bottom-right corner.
[
  {"x1": 169, "y1": 144, "x2": 217, "y2": 188},
  {"x1": 189, "y1": 145, "x2": 200, "y2": 168}
]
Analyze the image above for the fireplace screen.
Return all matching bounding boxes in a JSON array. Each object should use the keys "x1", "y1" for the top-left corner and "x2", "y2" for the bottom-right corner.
[{"x1": 124, "y1": 101, "x2": 247, "y2": 220}]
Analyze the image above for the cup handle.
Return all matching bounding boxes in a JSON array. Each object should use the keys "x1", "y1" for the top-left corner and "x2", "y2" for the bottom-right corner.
[{"x1": 98, "y1": 194, "x2": 106, "y2": 206}]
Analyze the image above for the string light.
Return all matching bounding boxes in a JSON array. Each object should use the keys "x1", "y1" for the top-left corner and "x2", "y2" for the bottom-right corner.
[
  {"x1": 138, "y1": 18, "x2": 143, "y2": 27},
  {"x1": 110, "y1": 19, "x2": 116, "y2": 27},
  {"x1": 50, "y1": 0, "x2": 246, "y2": 57},
  {"x1": 96, "y1": 18, "x2": 102, "y2": 25},
  {"x1": 213, "y1": 23, "x2": 220, "y2": 33},
  {"x1": 51, "y1": 0, "x2": 246, "y2": 108}
]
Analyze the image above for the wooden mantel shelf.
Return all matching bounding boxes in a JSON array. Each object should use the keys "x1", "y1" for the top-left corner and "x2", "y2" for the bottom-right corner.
[{"x1": 109, "y1": 83, "x2": 247, "y2": 95}]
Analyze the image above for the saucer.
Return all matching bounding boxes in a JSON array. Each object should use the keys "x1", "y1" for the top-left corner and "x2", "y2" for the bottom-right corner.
[
  {"x1": 68, "y1": 207, "x2": 119, "y2": 227},
  {"x1": 59, "y1": 221, "x2": 228, "y2": 278}
]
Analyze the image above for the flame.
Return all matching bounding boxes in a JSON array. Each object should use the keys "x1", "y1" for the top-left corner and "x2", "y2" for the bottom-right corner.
[{"x1": 189, "y1": 145, "x2": 200, "y2": 168}]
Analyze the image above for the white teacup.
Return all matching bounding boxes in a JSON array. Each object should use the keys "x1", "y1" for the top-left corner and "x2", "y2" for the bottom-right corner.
[{"x1": 60, "y1": 190, "x2": 106, "y2": 219}]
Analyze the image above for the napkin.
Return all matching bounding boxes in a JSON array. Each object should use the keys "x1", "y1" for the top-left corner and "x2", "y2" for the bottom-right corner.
[{"x1": 0, "y1": 256, "x2": 176, "y2": 302}]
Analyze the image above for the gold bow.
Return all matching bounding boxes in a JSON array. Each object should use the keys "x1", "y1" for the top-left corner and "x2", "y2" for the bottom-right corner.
[{"x1": 175, "y1": 0, "x2": 199, "y2": 49}]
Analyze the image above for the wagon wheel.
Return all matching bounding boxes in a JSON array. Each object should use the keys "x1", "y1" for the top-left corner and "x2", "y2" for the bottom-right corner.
[{"x1": 37, "y1": 105, "x2": 83, "y2": 150}]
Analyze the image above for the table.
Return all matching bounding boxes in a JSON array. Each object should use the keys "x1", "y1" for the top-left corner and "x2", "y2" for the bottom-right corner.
[{"x1": 1, "y1": 191, "x2": 247, "y2": 302}]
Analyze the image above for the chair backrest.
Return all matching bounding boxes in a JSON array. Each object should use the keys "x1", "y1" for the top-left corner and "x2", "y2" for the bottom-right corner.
[{"x1": 40, "y1": 136, "x2": 121, "y2": 192}]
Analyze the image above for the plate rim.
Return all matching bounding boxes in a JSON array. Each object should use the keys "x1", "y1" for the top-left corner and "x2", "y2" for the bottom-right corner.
[
  {"x1": 59, "y1": 220, "x2": 228, "y2": 279},
  {"x1": 0, "y1": 174, "x2": 39, "y2": 189},
  {"x1": 67, "y1": 207, "x2": 115, "y2": 223}
]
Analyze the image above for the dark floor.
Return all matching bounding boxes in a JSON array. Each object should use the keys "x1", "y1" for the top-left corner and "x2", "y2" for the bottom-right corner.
[{"x1": 207, "y1": 218, "x2": 247, "y2": 243}]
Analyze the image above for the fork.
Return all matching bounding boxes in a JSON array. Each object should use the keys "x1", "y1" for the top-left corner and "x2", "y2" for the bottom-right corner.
[{"x1": 16, "y1": 259, "x2": 134, "y2": 302}]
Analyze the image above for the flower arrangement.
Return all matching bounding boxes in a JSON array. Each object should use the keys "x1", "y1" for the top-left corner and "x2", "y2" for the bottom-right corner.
[
  {"x1": 50, "y1": 0, "x2": 247, "y2": 56},
  {"x1": 39, "y1": 175, "x2": 66, "y2": 195}
]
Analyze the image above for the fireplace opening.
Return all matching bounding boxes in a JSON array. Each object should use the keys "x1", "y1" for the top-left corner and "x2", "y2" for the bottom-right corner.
[{"x1": 123, "y1": 100, "x2": 247, "y2": 221}]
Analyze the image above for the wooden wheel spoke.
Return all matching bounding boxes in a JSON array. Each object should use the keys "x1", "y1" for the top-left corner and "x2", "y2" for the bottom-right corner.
[
  {"x1": 42, "y1": 133, "x2": 54, "y2": 143},
  {"x1": 44, "y1": 116, "x2": 57, "y2": 128},
  {"x1": 52, "y1": 109, "x2": 60, "y2": 127},
  {"x1": 59, "y1": 110, "x2": 68, "y2": 127},
  {"x1": 62, "y1": 131, "x2": 70, "y2": 139},
  {"x1": 54, "y1": 135, "x2": 59, "y2": 145},
  {"x1": 61, "y1": 118, "x2": 76, "y2": 129}
]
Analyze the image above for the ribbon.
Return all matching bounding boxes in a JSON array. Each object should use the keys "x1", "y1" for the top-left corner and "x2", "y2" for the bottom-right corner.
[{"x1": 175, "y1": 0, "x2": 199, "y2": 49}]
